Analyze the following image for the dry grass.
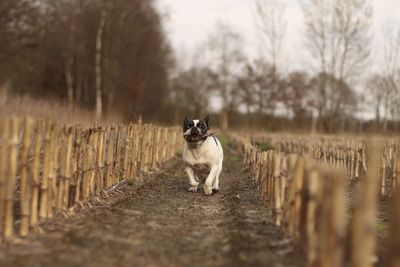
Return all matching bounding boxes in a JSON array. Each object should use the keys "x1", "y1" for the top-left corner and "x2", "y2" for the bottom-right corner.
[{"x1": 0, "y1": 89, "x2": 122, "y2": 124}]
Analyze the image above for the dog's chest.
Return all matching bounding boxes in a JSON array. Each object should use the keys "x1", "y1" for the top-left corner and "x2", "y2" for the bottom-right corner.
[
  {"x1": 184, "y1": 148, "x2": 207, "y2": 165},
  {"x1": 183, "y1": 142, "x2": 216, "y2": 166}
]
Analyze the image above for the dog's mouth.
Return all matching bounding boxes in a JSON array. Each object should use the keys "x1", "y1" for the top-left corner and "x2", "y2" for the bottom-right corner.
[{"x1": 184, "y1": 133, "x2": 205, "y2": 143}]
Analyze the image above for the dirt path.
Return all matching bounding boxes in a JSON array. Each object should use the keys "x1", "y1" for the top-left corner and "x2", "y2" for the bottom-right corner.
[{"x1": 0, "y1": 144, "x2": 304, "y2": 267}]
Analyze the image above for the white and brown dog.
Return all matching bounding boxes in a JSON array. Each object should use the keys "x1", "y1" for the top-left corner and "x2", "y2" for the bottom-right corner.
[{"x1": 182, "y1": 115, "x2": 223, "y2": 195}]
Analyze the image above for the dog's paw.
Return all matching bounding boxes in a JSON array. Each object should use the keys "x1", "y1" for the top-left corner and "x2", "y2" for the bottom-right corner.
[
  {"x1": 212, "y1": 188, "x2": 220, "y2": 194},
  {"x1": 188, "y1": 185, "x2": 198, "y2": 192},
  {"x1": 203, "y1": 185, "x2": 213, "y2": 195}
]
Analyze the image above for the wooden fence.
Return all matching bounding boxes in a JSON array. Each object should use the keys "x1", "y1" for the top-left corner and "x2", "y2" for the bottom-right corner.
[
  {"x1": 0, "y1": 117, "x2": 182, "y2": 243},
  {"x1": 230, "y1": 133, "x2": 399, "y2": 267},
  {"x1": 246, "y1": 133, "x2": 400, "y2": 197}
]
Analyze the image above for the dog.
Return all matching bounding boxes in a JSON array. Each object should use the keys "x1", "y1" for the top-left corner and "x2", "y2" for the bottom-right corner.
[{"x1": 182, "y1": 115, "x2": 224, "y2": 195}]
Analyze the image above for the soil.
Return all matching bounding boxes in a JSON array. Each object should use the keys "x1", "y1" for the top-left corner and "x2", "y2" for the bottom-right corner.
[{"x1": 0, "y1": 145, "x2": 304, "y2": 267}]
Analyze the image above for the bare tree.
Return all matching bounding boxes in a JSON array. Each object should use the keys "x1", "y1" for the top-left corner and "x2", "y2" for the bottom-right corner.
[
  {"x1": 254, "y1": 0, "x2": 286, "y2": 67},
  {"x1": 382, "y1": 25, "x2": 400, "y2": 123},
  {"x1": 302, "y1": 0, "x2": 372, "y2": 80},
  {"x1": 381, "y1": 25, "x2": 400, "y2": 79},
  {"x1": 301, "y1": 0, "x2": 372, "y2": 131},
  {"x1": 236, "y1": 64, "x2": 256, "y2": 127},
  {"x1": 366, "y1": 74, "x2": 386, "y2": 129},
  {"x1": 171, "y1": 66, "x2": 213, "y2": 118},
  {"x1": 206, "y1": 22, "x2": 244, "y2": 130},
  {"x1": 364, "y1": 25, "x2": 400, "y2": 132},
  {"x1": 283, "y1": 71, "x2": 313, "y2": 120},
  {"x1": 236, "y1": 60, "x2": 283, "y2": 127},
  {"x1": 95, "y1": 5, "x2": 107, "y2": 119},
  {"x1": 251, "y1": 60, "x2": 281, "y2": 115}
]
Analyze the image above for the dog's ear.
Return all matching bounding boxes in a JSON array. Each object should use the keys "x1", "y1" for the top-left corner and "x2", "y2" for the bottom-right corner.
[
  {"x1": 203, "y1": 115, "x2": 209, "y2": 127},
  {"x1": 183, "y1": 117, "x2": 190, "y2": 128}
]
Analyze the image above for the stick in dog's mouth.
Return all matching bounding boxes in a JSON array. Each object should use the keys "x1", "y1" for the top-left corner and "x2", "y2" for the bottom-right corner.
[
  {"x1": 183, "y1": 131, "x2": 218, "y2": 143},
  {"x1": 183, "y1": 133, "x2": 204, "y2": 143}
]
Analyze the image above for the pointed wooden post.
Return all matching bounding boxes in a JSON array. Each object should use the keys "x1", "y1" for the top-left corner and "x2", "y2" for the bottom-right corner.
[
  {"x1": 0, "y1": 118, "x2": 10, "y2": 241},
  {"x1": 114, "y1": 124, "x2": 123, "y2": 182},
  {"x1": 3, "y1": 118, "x2": 19, "y2": 239},
  {"x1": 47, "y1": 124, "x2": 58, "y2": 218},
  {"x1": 105, "y1": 126, "x2": 115, "y2": 187},
  {"x1": 57, "y1": 127, "x2": 73, "y2": 210},
  {"x1": 30, "y1": 122, "x2": 42, "y2": 226},
  {"x1": 20, "y1": 118, "x2": 34, "y2": 236},
  {"x1": 351, "y1": 139, "x2": 382, "y2": 267},
  {"x1": 72, "y1": 125, "x2": 83, "y2": 205},
  {"x1": 95, "y1": 127, "x2": 105, "y2": 194},
  {"x1": 123, "y1": 125, "x2": 132, "y2": 179},
  {"x1": 386, "y1": 174, "x2": 400, "y2": 267},
  {"x1": 40, "y1": 121, "x2": 51, "y2": 219}
]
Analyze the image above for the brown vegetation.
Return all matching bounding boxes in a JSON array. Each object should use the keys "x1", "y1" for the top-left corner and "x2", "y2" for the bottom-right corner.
[{"x1": 0, "y1": 90, "x2": 104, "y2": 123}]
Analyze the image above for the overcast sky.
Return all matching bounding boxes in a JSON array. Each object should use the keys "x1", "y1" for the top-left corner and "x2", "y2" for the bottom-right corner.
[{"x1": 157, "y1": 0, "x2": 400, "y2": 73}]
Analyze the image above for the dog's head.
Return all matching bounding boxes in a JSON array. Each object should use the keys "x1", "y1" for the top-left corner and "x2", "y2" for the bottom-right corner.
[{"x1": 183, "y1": 115, "x2": 209, "y2": 143}]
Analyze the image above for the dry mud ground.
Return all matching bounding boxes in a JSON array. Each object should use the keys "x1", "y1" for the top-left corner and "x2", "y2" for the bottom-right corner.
[{"x1": 0, "y1": 144, "x2": 304, "y2": 267}]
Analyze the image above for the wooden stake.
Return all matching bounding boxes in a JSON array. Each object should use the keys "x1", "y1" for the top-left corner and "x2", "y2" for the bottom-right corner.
[
  {"x1": 105, "y1": 126, "x2": 115, "y2": 187},
  {"x1": 0, "y1": 118, "x2": 10, "y2": 241},
  {"x1": 161, "y1": 128, "x2": 168, "y2": 161},
  {"x1": 47, "y1": 124, "x2": 58, "y2": 218},
  {"x1": 19, "y1": 117, "x2": 34, "y2": 236},
  {"x1": 129, "y1": 124, "x2": 136, "y2": 178},
  {"x1": 304, "y1": 161, "x2": 320, "y2": 266},
  {"x1": 381, "y1": 154, "x2": 387, "y2": 197},
  {"x1": 30, "y1": 122, "x2": 42, "y2": 226},
  {"x1": 4, "y1": 118, "x2": 19, "y2": 239},
  {"x1": 386, "y1": 174, "x2": 400, "y2": 267},
  {"x1": 151, "y1": 126, "x2": 158, "y2": 169},
  {"x1": 123, "y1": 125, "x2": 132, "y2": 179},
  {"x1": 72, "y1": 125, "x2": 83, "y2": 205},
  {"x1": 293, "y1": 157, "x2": 305, "y2": 241},
  {"x1": 273, "y1": 153, "x2": 282, "y2": 226},
  {"x1": 88, "y1": 130, "x2": 97, "y2": 195},
  {"x1": 81, "y1": 132, "x2": 90, "y2": 200},
  {"x1": 114, "y1": 125, "x2": 123, "y2": 182},
  {"x1": 95, "y1": 127, "x2": 105, "y2": 194},
  {"x1": 138, "y1": 125, "x2": 146, "y2": 172},
  {"x1": 143, "y1": 126, "x2": 152, "y2": 172},
  {"x1": 57, "y1": 127, "x2": 73, "y2": 210},
  {"x1": 351, "y1": 139, "x2": 382, "y2": 267},
  {"x1": 283, "y1": 154, "x2": 298, "y2": 237},
  {"x1": 318, "y1": 168, "x2": 346, "y2": 267},
  {"x1": 42, "y1": 123, "x2": 51, "y2": 218}
]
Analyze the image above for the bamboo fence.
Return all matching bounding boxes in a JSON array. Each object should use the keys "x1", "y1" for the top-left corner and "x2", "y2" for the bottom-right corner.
[
  {"x1": 0, "y1": 117, "x2": 182, "y2": 243},
  {"x1": 246, "y1": 133, "x2": 400, "y2": 197},
  {"x1": 230, "y1": 133, "x2": 398, "y2": 267}
]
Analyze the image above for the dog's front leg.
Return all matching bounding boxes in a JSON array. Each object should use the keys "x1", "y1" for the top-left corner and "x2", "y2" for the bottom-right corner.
[
  {"x1": 185, "y1": 166, "x2": 199, "y2": 192},
  {"x1": 204, "y1": 166, "x2": 218, "y2": 195}
]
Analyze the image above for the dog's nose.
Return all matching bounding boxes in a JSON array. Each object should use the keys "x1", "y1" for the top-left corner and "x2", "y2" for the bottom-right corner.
[{"x1": 191, "y1": 127, "x2": 200, "y2": 136}]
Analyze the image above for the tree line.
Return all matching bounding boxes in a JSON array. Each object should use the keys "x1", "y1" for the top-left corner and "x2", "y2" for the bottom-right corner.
[
  {"x1": 171, "y1": 0, "x2": 400, "y2": 133},
  {"x1": 0, "y1": 0, "x2": 172, "y2": 121},
  {"x1": 1, "y1": 0, "x2": 400, "y2": 133}
]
